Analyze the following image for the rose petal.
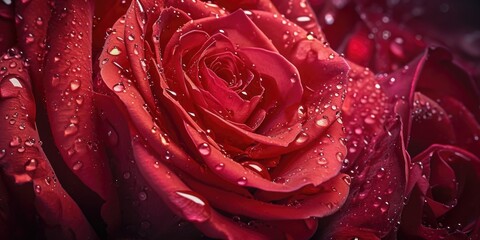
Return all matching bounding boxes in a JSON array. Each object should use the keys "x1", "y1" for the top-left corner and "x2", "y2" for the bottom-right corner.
[
  {"x1": 408, "y1": 93, "x2": 456, "y2": 156},
  {"x1": 0, "y1": 1, "x2": 15, "y2": 54},
  {"x1": 212, "y1": 0, "x2": 280, "y2": 15},
  {"x1": 165, "y1": 0, "x2": 227, "y2": 20},
  {"x1": 401, "y1": 145, "x2": 480, "y2": 238},
  {"x1": 439, "y1": 97, "x2": 480, "y2": 156},
  {"x1": 93, "y1": 0, "x2": 130, "y2": 54},
  {"x1": 95, "y1": 93, "x2": 198, "y2": 239},
  {"x1": 15, "y1": 0, "x2": 50, "y2": 98},
  {"x1": 414, "y1": 47, "x2": 480, "y2": 120},
  {"x1": 185, "y1": 172, "x2": 350, "y2": 220},
  {"x1": 131, "y1": 139, "x2": 276, "y2": 240},
  {"x1": 42, "y1": 0, "x2": 119, "y2": 232},
  {"x1": 0, "y1": 52, "x2": 97, "y2": 239},
  {"x1": 271, "y1": 0, "x2": 324, "y2": 37},
  {"x1": 320, "y1": 118, "x2": 409, "y2": 239}
]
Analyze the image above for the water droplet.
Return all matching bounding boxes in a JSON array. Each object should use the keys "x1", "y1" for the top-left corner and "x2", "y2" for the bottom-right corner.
[
  {"x1": 64, "y1": 123, "x2": 78, "y2": 136},
  {"x1": 164, "y1": 150, "x2": 171, "y2": 160},
  {"x1": 123, "y1": 171, "x2": 131, "y2": 179},
  {"x1": 316, "y1": 116, "x2": 329, "y2": 127},
  {"x1": 324, "y1": 13, "x2": 335, "y2": 25},
  {"x1": 109, "y1": 46, "x2": 121, "y2": 56},
  {"x1": 296, "y1": 16, "x2": 311, "y2": 22},
  {"x1": 69, "y1": 115, "x2": 79, "y2": 124},
  {"x1": 72, "y1": 161, "x2": 83, "y2": 171},
  {"x1": 328, "y1": 53, "x2": 335, "y2": 59},
  {"x1": 364, "y1": 117, "x2": 375, "y2": 124},
  {"x1": 237, "y1": 177, "x2": 248, "y2": 186},
  {"x1": 336, "y1": 152, "x2": 344, "y2": 162},
  {"x1": 9, "y1": 119, "x2": 16, "y2": 125},
  {"x1": 75, "y1": 95, "x2": 84, "y2": 105},
  {"x1": 24, "y1": 159, "x2": 37, "y2": 171},
  {"x1": 198, "y1": 143, "x2": 211, "y2": 156},
  {"x1": 295, "y1": 132, "x2": 309, "y2": 144},
  {"x1": 113, "y1": 82, "x2": 125, "y2": 92},
  {"x1": 10, "y1": 136, "x2": 21, "y2": 147},
  {"x1": 34, "y1": 185, "x2": 42, "y2": 193},
  {"x1": 317, "y1": 157, "x2": 328, "y2": 165},
  {"x1": 354, "y1": 128, "x2": 363, "y2": 134},
  {"x1": 0, "y1": 149, "x2": 5, "y2": 159},
  {"x1": 127, "y1": 34, "x2": 135, "y2": 41},
  {"x1": 107, "y1": 128, "x2": 119, "y2": 146},
  {"x1": 70, "y1": 79, "x2": 81, "y2": 91},
  {"x1": 51, "y1": 74, "x2": 60, "y2": 86},
  {"x1": 25, "y1": 34, "x2": 35, "y2": 44},
  {"x1": 273, "y1": 177, "x2": 286, "y2": 184},
  {"x1": 8, "y1": 77, "x2": 23, "y2": 88},
  {"x1": 242, "y1": 161, "x2": 270, "y2": 179},
  {"x1": 342, "y1": 175, "x2": 351, "y2": 185},
  {"x1": 290, "y1": 73, "x2": 298, "y2": 83},
  {"x1": 215, "y1": 163, "x2": 225, "y2": 171},
  {"x1": 175, "y1": 191, "x2": 206, "y2": 206},
  {"x1": 165, "y1": 88, "x2": 177, "y2": 98},
  {"x1": 35, "y1": 17, "x2": 43, "y2": 26},
  {"x1": 138, "y1": 191, "x2": 147, "y2": 201},
  {"x1": 17, "y1": 146, "x2": 25, "y2": 153},
  {"x1": 380, "y1": 205, "x2": 388, "y2": 213}
]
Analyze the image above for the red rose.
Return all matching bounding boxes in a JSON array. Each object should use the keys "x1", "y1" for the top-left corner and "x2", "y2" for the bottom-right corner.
[
  {"x1": 1, "y1": 0, "x2": 350, "y2": 239},
  {"x1": 96, "y1": 0, "x2": 351, "y2": 238},
  {"x1": 2, "y1": 0, "x2": 479, "y2": 239},
  {"x1": 311, "y1": 0, "x2": 480, "y2": 239}
]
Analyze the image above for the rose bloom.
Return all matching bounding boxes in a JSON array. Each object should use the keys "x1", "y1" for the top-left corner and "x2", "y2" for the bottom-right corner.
[{"x1": 0, "y1": 0, "x2": 478, "y2": 240}]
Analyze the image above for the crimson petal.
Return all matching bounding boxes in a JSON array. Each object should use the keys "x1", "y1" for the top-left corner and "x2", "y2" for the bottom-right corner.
[
  {"x1": 42, "y1": 0, "x2": 119, "y2": 232},
  {"x1": 0, "y1": 52, "x2": 97, "y2": 239}
]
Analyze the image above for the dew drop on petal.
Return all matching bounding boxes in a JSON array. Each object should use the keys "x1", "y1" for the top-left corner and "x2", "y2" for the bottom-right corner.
[
  {"x1": 242, "y1": 161, "x2": 270, "y2": 179},
  {"x1": 0, "y1": 149, "x2": 5, "y2": 159},
  {"x1": 138, "y1": 191, "x2": 147, "y2": 201},
  {"x1": 295, "y1": 132, "x2": 309, "y2": 144},
  {"x1": 25, "y1": 34, "x2": 35, "y2": 44},
  {"x1": 17, "y1": 146, "x2": 25, "y2": 153},
  {"x1": 198, "y1": 143, "x2": 211, "y2": 156},
  {"x1": 24, "y1": 159, "x2": 38, "y2": 171},
  {"x1": 237, "y1": 177, "x2": 248, "y2": 186},
  {"x1": 273, "y1": 177, "x2": 286, "y2": 184},
  {"x1": 316, "y1": 116, "x2": 329, "y2": 127},
  {"x1": 336, "y1": 152, "x2": 344, "y2": 162},
  {"x1": 70, "y1": 79, "x2": 81, "y2": 91},
  {"x1": 10, "y1": 136, "x2": 21, "y2": 147},
  {"x1": 175, "y1": 191, "x2": 206, "y2": 206},
  {"x1": 342, "y1": 175, "x2": 351, "y2": 185},
  {"x1": 113, "y1": 82, "x2": 125, "y2": 92},
  {"x1": 64, "y1": 123, "x2": 78, "y2": 136},
  {"x1": 317, "y1": 157, "x2": 328, "y2": 165},
  {"x1": 72, "y1": 161, "x2": 83, "y2": 171},
  {"x1": 34, "y1": 185, "x2": 42, "y2": 193},
  {"x1": 296, "y1": 16, "x2": 311, "y2": 23},
  {"x1": 75, "y1": 95, "x2": 84, "y2": 105},
  {"x1": 324, "y1": 12, "x2": 335, "y2": 25},
  {"x1": 51, "y1": 74, "x2": 60, "y2": 86},
  {"x1": 109, "y1": 46, "x2": 121, "y2": 56},
  {"x1": 165, "y1": 88, "x2": 177, "y2": 98},
  {"x1": 215, "y1": 163, "x2": 225, "y2": 171},
  {"x1": 8, "y1": 77, "x2": 23, "y2": 88}
]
